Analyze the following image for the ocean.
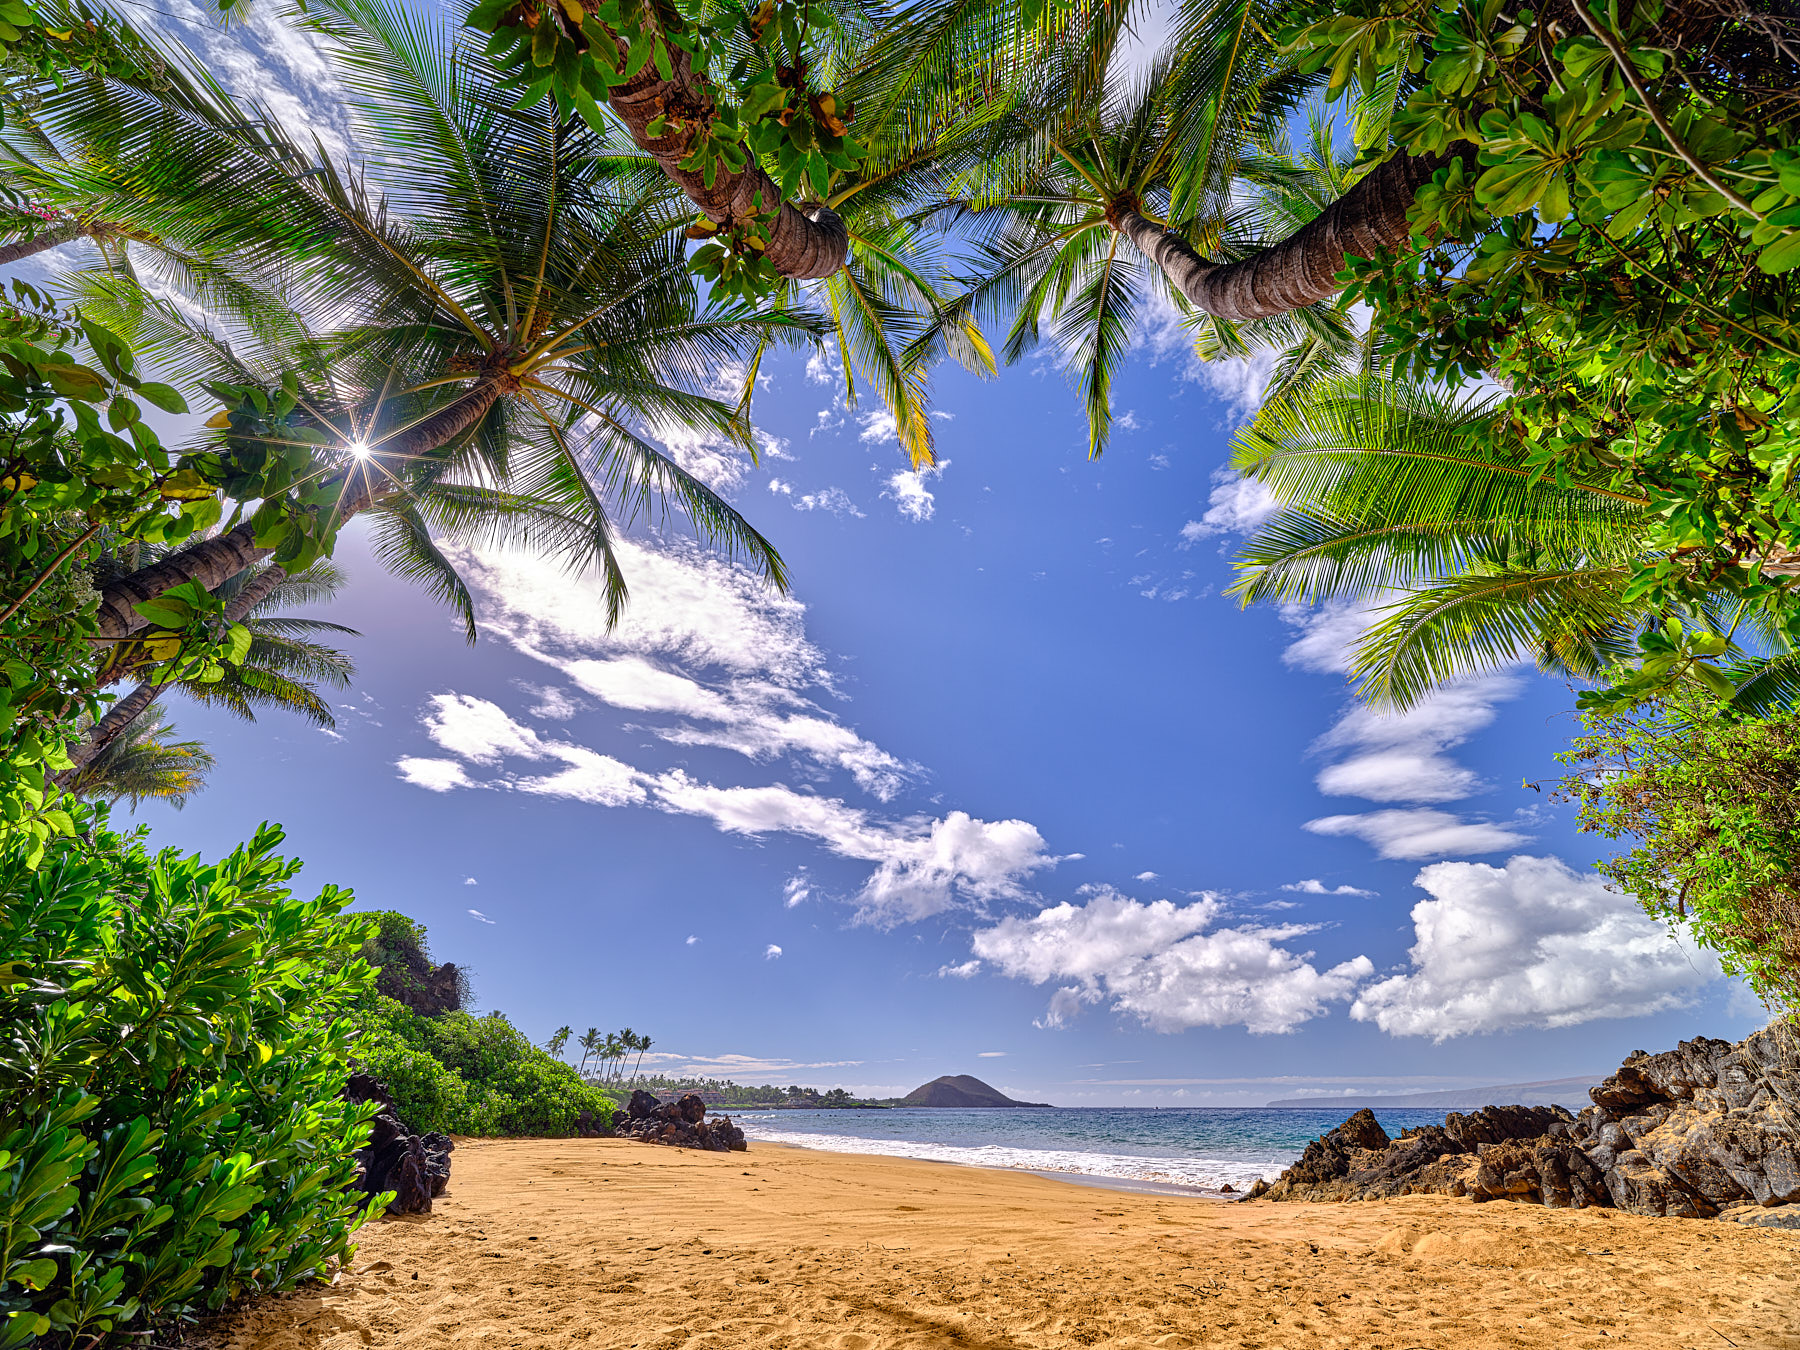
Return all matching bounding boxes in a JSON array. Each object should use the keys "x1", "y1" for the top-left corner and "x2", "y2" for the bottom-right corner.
[{"x1": 734, "y1": 1105, "x2": 1454, "y2": 1193}]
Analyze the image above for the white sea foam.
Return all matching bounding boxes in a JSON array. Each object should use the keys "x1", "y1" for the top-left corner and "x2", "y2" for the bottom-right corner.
[{"x1": 734, "y1": 1122, "x2": 1287, "y2": 1192}]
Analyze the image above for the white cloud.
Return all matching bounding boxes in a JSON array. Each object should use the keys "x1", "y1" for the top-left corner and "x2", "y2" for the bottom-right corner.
[
  {"x1": 769, "y1": 477, "x2": 794, "y2": 495},
  {"x1": 1134, "y1": 871, "x2": 1159, "y2": 881},
  {"x1": 973, "y1": 886, "x2": 1373, "y2": 1034},
  {"x1": 518, "y1": 682, "x2": 581, "y2": 720},
  {"x1": 686, "y1": 935, "x2": 700, "y2": 944},
  {"x1": 401, "y1": 696, "x2": 1057, "y2": 926},
  {"x1": 765, "y1": 943, "x2": 784, "y2": 960},
  {"x1": 1282, "y1": 879, "x2": 1377, "y2": 898},
  {"x1": 1351, "y1": 856, "x2": 1721, "y2": 1040},
  {"x1": 1117, "y1": 410, "x2": 1142, "y2": 432},
  {"x1": 464, "y1": 876, "x2": 478, "y2": 885},
  {"x1": 468, "y1": 909, "x2": 495, "y2": 924},
  {"x1": 1190, "y1": 351, "x2": 1277, "y2": 424},
  {"x1": 805, "y1": 348, "x2": 842, "y2": 385},
  {"x1": 782, "y1": 874, "x2": 811, "y2": 908},
  {"x1": 450, "y1": 544, "x2": 909, "y2": 797},
  {"x1": 1304, "y1": 809, "x2": 1532, "y2": 860},
  {"x1": 1180, "y1": 468, "x2": 1279, "y2": 543},
  {"x1": 937, "y1": 959, "x2": 982, "y2": 978},
  {"x1": 646, "y1": 417, "x2": 753, "y2": 492},
  {"x1": 1314, "y1": 676, "x2": 1521, "y2": 805},
  {"x1": 977, "y1": 1050, "x2": 1006, "y2": 1057},
  {"x1": 885, "y1": 460, "x2": 947, "y2": 523},
  {"x1": 1278, "y1": 598, "x2": 1383, "y2": 675},
  {"x1": 857, "y1": 410, "x2": 899, "y2": 446},
  {"x1": 794, "y1": 486, "x2": 865, "y2": 518},
  {"x1": 395, "y1": 757, "x2": 476, "y2": 792}
]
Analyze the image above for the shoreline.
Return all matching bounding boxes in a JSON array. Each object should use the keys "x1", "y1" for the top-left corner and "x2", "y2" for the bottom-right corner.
[{"x1": 199, "y1": 1137, "x2": 1800, "y2": 1350}]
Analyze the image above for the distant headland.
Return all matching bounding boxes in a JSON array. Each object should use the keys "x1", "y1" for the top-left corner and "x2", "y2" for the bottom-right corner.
[
  {"x1": 901, "y1": 1074, "x2": 1052, "y2": 1108},
  {"x1": 1264, "y1": 1074, "x2": 1600, "y2": 1110}
]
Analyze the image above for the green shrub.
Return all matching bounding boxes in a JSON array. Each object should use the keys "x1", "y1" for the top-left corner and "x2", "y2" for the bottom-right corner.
[
  {"x1": 345, "y1": 996, "x2": 612, "y2": 1137},
  {"x1": 0, "y1": 811, "x2": 382, "y2": 1349}
]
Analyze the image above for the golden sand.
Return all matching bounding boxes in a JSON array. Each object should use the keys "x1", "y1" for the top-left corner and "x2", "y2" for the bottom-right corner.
[{"x1": 202, "y1": 1138, "x2": 1800, "y2": 1350}]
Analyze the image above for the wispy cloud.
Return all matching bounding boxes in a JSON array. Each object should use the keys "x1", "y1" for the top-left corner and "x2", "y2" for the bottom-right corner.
[{"x1": 468, "y1": 909, "x2": 495, "y2": 924}]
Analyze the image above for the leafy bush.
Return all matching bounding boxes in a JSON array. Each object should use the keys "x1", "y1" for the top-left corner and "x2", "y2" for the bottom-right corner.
[
  {"x1": 1560, "y1": 697, "x2": 1800, "y2": 1016},
  {"x1": 0, "y1": 812, "x2": 381, "y2": 1349},
  {"x1": 345, "y1": 976, "x2": 612, "y2": 1138}
]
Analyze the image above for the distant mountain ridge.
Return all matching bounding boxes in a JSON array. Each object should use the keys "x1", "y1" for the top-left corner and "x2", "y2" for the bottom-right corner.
[
  {"x1": 902, "y1": 1074, "x2": 1051, "y2": 1108},
  {"x1": 1264, "y1": 1075, "x2": 1601, "y2": 1110}
]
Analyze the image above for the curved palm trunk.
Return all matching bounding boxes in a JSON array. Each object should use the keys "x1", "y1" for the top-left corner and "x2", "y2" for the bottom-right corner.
[
  {"x1": 61, "y1": 679, "x2": 161, "y2": 779},
  {"x1": 1116, "y1": 150, "x2": 1467, "y2": 322},
  {"x1": 608, "y1": 37, "x2": 847, "y2": 279},
  {"x1": 92, "y1": 373, "x2": 513, "y2": 643},
  {"x1": 0, "y1": 222, "x2": 89, "y2": 269}
]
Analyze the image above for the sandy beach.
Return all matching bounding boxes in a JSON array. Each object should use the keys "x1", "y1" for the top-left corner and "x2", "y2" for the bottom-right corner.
[{"x1": 203, "y1": 1139, "x2": 1800, "y2": 1350}]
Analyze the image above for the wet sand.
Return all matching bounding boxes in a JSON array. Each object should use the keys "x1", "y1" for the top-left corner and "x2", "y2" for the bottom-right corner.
[{"x1": 201, "y1": 1137, "x2": 1800, "y2": 1350}]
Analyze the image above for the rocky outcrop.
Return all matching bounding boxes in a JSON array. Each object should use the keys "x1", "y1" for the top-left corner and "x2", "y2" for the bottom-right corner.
[
  {"x1": 344, "y1": 1072, "x2": 454, "y2": 1215},
  {"x1": 1249, "y1": 1020, "x2": 1800, "y2": 1222},
  {"x1": 613, "y1": 1090, "x2": 747, "y2": 1151},
  {"x1": 376, "y1": 957, "x2": 465, "y2": 1017}
]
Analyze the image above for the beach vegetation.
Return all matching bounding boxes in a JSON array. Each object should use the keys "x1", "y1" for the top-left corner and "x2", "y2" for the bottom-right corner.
[
  {"x1": 343, "y1": 912, "x2": 613, "y2": 1136},
  {"x1": 1560, "y1": 696, "x2": 1800, "y2": 1017},
  {"x1": 0, "y1": 811, "x2": 382, "y2": 1350}
]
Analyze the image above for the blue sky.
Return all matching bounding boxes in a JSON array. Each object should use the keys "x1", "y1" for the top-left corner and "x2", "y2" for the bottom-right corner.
[
  {"x1": 129, "y1": 326, "x2": 1762, "y2": 1105},
  {"x1": 83, "y1": 0, "x2": 1765, "y2": 1106}
]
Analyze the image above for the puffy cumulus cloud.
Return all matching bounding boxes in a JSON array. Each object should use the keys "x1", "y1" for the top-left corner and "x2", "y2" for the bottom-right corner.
[
  {"x1": 400, "y1": 698, "x2": 1056, "y2": 924},
  {"x1": 1304, "y1": 809, "x2": 1531, "y2": 860},
  {"x1": 450, "y1": 543, "x2": 909, "y2": 797},
  {"x1": 885, "y1": 460, "x2": 947, "y2": 523},
  {"x1": 1282, "y1": 879, "x2": 1377, "y2": 897},
  {"x1": 937, "y1": 959, "x2": 982, "y2": 978},
  {"x1": 972, "y1": 887, "x2": 1373, "y2": 1034},
  {"x1": 764, "y1": 944, "x2": 784, "y2": 959},
  {"x1": 1135, "y1": 871, "x2": 1159, "y2": 881},
  {"x1": 1351, "y1": 856, "x2": 1721, "y2": 1040},
  {"x1": 1180, "y1": 469, "x2": 1279, "y2": 544}
]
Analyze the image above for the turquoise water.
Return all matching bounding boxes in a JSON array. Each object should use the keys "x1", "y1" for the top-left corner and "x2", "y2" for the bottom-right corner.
[{"x1": 733, "y1": 1105, "x2": 1453, "y2": 1192}]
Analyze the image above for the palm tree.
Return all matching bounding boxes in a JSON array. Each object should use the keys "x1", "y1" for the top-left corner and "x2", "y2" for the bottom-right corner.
[
  {"x1": 909, "y1": 19, "x2": 1349, "y2": 455},
  {"x1": 577, "y1": 1027, "x2": 602, "y2": 1077},
  {"x1": 64, "y1": 707, "x2": 215, "y2": 809},
  {"x1": 24, "y1": 0, "x2": 800, "y2": 653},
  {"x1": 544, "y1": 1025, "x2": 572, "y2": 1059},
  {"x1": 66, "y1": 556, "x2": 357, "y2": 772},
  {"x1": 630, "y1": 1033, "x2": 652, "y2": 1084},
  {"x1": 1226, "y1": 373, "x2": 1793, "y2": 710}
]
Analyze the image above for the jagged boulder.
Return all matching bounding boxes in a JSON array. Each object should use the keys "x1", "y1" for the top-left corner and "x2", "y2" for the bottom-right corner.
[
  {"x1": 343, "y1": 1072, "x2": 454, "y2": 1214},
  {"x1": 612, "y1": 1090, "x2": 747, "y2": 1152},
  {"x1": 1250, "y1": 1020, "x2": 1800, "y2": 1222}
]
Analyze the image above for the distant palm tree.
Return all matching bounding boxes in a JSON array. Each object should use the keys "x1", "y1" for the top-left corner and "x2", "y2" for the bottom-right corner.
[
  {"x1": 544, "y1": 1025, "x2": 572, "y2": 1059},
  {"x1": 577, "y1": 1027, "x2": 601, "y2": 1077},
  {"x1": 64, "y1": 708, "x2": 214, "y2": 808},
  {"x1": 630, "y1": 1033, "x2": 652, "y2": 1083}
]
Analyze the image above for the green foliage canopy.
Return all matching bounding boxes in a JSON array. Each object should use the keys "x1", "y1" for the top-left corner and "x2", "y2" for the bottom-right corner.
[
  {"x1": 1284, "y1": 0, "x2": 1800, "y2": 707},
  {"x1": 0, "y1": 812, "x2": 382, "y2": 1350},
  {"x1": 1559, "y1": 696, "x2": 1800, "y2": 1016}
]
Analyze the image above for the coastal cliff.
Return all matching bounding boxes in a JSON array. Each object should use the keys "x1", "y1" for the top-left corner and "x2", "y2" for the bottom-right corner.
[{"x1": 1250, "y1": 1019, "x2": 1800, "y2": 1225}]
